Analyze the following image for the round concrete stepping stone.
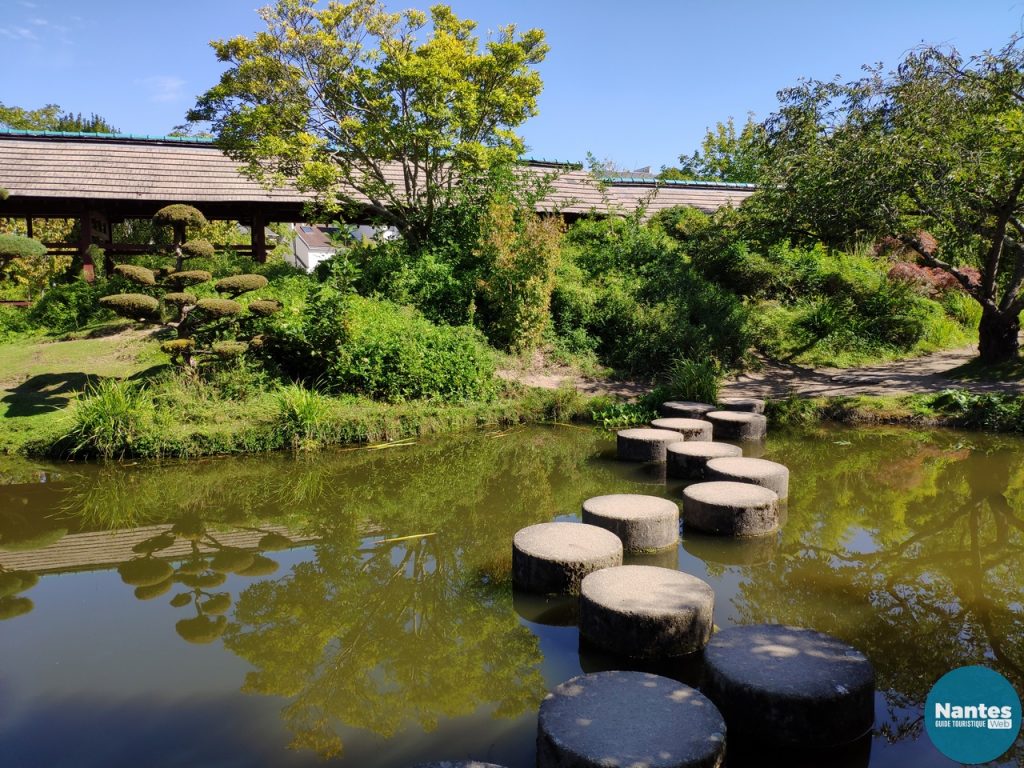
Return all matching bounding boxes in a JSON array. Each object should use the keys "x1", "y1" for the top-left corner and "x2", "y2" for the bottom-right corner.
[
  {"x1": 512, "y1": 522, "x2": 623, "y2": 595},
  {"x1": 718, "y1": 397, "x2": 765, "y2": 414},
  {"x1": 705, "y1": 411, "x2": 767, "y2": 441},
  {"x1": 580, "y1": 565, "x2": 714, "y2": 658},
  {"x1": 650, "y1": 417, "x2": 713, "y2": 441},
  {"x1": 667, "y1": 441, "x2": 743, "y2": 480},
  {"x1": 703, "y1": 624, "x2": 875, "y2": 747},
  {"x1": 705, "y1": 457, "x2": 789, "y2": 499},
  {"x1": 617, "y1": 428, "x2": 685, "y2": 462},
  {"x1": 581, "y1": 494, "x2": 679, "y2": 552},
  {"x1": 681, "y1": 481, "x2": 780, "y2": 537},
  {"x1": 659, "y1": 401, "x2": 716, "y2": 419},
  {"x1": 537, "y1": 671, "x2": 726, "y2": 768}
]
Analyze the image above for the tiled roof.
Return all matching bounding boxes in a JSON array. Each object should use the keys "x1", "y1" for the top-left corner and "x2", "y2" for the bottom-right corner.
[{"x1": 0, "y1": 132, "x2": 755, "y2": 217}]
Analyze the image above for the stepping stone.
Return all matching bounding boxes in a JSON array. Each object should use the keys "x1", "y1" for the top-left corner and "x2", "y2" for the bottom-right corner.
[
  {"x1": 650, "y1": 417, "x2": 713, "y2": 441},
  {"x1": 659, "y1": 401, "x2": 716, "y2": 419},
  {"x1": 705, "y1": 411, "x2": 767, "y2": 441},
  {"x1": 512, "y1": 522, "x2": 623, "y2": 595},
  {"x1": 617, "y1": 428, "x2": 685, "y2": 462},
  {"x1": 705, "y1": 457, "x2": 790, "y2": 499},
  {"x1": 579, "y1": 565, "x2": 714, "y2": 658},
  {"x1": 537, "y1": 671, "x2": 726, "y2": 768},
  {"x1": 667, "y1": 441, "x2": 743, "y2": 480},
  {"x1": 718, "y1": 397, "x2": 765, "y2": 414},
  {"x1": 703, "y1": 624, "x2": 875, "y2": 748},
  {"x1": 581, "y1": 494, "x2": 680, "y2": 552},
  {"x1": 681, "y1": 481, "x2": 780, "y2": 537}
]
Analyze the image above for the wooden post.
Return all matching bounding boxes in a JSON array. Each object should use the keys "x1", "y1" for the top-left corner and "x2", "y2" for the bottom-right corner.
[
  {"x1": 252, "y1": 213, "x2": 267, "y2": 263},
  {"x1": 25, "y1": 217, "x2": 33, "y2": 239},
  {"x1": 78, "y1": 210, "x2": 95, "y2": 282}
]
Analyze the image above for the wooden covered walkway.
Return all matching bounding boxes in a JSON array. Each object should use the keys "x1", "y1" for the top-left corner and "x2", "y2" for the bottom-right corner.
[{"x1": 0, "y1": 130, "x2": 755, "y2": 274}]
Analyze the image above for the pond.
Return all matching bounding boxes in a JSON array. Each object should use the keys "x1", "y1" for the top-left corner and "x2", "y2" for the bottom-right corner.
[{"x1": 0, "y1": 424, "x2": 1022, "y2": 767}]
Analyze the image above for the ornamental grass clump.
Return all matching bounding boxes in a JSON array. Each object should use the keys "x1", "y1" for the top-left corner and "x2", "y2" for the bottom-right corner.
[{"x1": 64, "y1": 379, "x2": 155, "y2": 459}]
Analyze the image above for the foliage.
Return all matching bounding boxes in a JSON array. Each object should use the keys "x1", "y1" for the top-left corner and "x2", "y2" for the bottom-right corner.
[
  {"x1": 28, "y1": 280, "x2": 109, "y2": 333},
  {"x1": 323, "y1": 297, "x2": 496, "y2": 402},
  {"x1": 0, "y1": 102, "x2": 119, "y2": 133},
  {"x1": 191, "y1": 0, "x2": 548, "y2": 248},
  {"x1": 589, "y1": 399, "x2": 657, "y2": 429},
  {"x1": 659, "y1": 114, "x2": 765, "y2": 183},
  {"x1": 99, "y1": 293, "x2": 160, "y2": 320},
  {"x1": 755, "y1": 34, "x2": 1024, "y2": 361},
  {"x1": 63, "y1": 379, "x2": 156, "y2": 459},
  {"x1": 661, "y1": 357, "x2": 720, "y2": 403},
  {"x1": 553, "y1": 215, "x2": 750, "y2": 375},
  {"x1": 113, "y1": 264, "x2": 157, "y2": 286},
  {"x1": 475, "y1": 199, "x2": 563, "y2": 352},
  {"x1": 0, "y1": 305, "x2": 33, "y2": 342},
  {"x1": 275, "y1": 384, "x2": 331, "y2": 449},
  {"x1": 153, "y1": 205, "x2": 208, "y2": 231},
  {"x1": 0, "y1": 233, "x2": 47, "y2": 263},
  {"x1": 215, "y1": 274, "x2": 268, "y2": 297}
]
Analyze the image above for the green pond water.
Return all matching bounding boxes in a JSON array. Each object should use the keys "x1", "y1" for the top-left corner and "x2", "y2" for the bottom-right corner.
[{"x1": 1, "y1": 424, "x2": 1022, "y2": 767}]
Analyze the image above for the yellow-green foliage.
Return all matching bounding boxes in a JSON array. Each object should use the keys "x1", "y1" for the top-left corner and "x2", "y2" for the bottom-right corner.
[
  {"x1": 114, "y1": 263, "x2": 157, "y2": 286},
  {"x1": 163, "y1": 292, "x2": 197, "y2": 306},
  {"x1": 167, "y1": 270, "x2": 213, "y2": 287},
  {"x1": 153, "y1": 204, "x2": 207, "y2": 230},
  {"x1": 248, "y1": 299, "x2": 282, "y2": 316},
  {"x1": 215, "y1": 273, "x2": 268, "y2": 297},
  {"x1": 181, "y1": 238, "x2": 215, "y2": 259},
  {"x1": 195, "y1": 298, "x2": 242, "y2": 318},
  {"x1": 476, "y1": 199, "x2": 562, "y2": 352},
  {"x1": 99, "y1": 293, "x2": 160, "y2": 319},
  {"x1": 212, "y1": 340, "x2": 248, "y2": 359},
  {"x1": 0, "y1": 233, "x2": 47, "y2": 262}
]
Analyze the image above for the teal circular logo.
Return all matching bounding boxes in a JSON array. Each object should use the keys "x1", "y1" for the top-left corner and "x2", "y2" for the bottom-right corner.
[{"x1": 925, "y1": 666, "x2": 1021, "y2": 764}]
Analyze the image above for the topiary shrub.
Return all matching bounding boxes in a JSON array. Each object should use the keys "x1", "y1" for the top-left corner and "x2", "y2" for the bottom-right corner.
[
  {"x1": 162, "y1": 292, "x2": 197, "y2": 306},
  {"x1": 166, "y1": 270, "x2": 213, "y2": 287},
  {"x1": 181, "y1": 239, "x2": 215, "y2": 260},
  {"x1": 195, "y1": 298, "x2": 243, "y2": 318},
  {"x1": 212, "y1": 340, "x2": 248, "y2": 359},
  {"x1": 248, "y1": 299, "x2": 282, "y2": 316},
  {"x1": 215, "y1": 274, "x2": 268, "y2": 297},
  {"x1": 0, "y1": 233, "x2": 47, "y2": 263},
  {"x1": 113, "y1": 263, "x2": 157, "y2": 286},
  {"x1": 99, "y1": 293, "x2": 160, "y2": 320}
]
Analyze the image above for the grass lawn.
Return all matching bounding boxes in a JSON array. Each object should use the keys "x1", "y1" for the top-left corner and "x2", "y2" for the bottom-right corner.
[{"x1": 0, "y1": 328, "x2": 166, "y2": 453}]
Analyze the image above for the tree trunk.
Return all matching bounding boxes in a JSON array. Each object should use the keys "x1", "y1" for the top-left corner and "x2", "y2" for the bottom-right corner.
[{"x1": 978, "y1": 305, "x2": 1020, "y2": 363}]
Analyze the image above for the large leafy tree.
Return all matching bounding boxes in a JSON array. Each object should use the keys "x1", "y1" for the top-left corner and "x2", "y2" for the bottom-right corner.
[
  {"x1": 754, "y1": 35, "x2": 1024, "y2": 362},
  {"x1": 659, "y1": 115, "x2": 764, "y2": 183},
  {"x1": 189, "y1": 0, "x2": 548, "y2": 249}
]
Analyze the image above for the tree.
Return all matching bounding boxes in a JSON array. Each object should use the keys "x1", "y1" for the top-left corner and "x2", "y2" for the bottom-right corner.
[
  {"x1": 189, "y1": 0, "x2": 548, "y2": 250},
  {"x1": 0, "y1": 102, "x2": 119, "y2": 133},
  {"x1": 659, "y1": 115, "x2": 765, "y2": 183},
  {"x1": 755, "y1": 36, "x2": 1024, "y2": 362}
]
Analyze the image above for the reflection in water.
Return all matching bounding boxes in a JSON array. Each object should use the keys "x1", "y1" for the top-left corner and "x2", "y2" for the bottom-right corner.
[{"x1": 0, "y1": 425, "x2": 1023, "y2": 766}]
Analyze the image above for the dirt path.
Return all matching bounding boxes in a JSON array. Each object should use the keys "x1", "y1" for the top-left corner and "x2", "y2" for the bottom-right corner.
[{"x1": 501, "y1": 344, "x2": 1024, "y2": 400}]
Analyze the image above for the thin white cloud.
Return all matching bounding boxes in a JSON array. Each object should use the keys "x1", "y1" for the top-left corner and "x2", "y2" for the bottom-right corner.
[
  {"x1": 0, "y1": 26, "x2": 37, "y2": 40},
  {"x1": 29, "y1": 17, "x2": 48, "y2": 26},
  {"x1": 136, "y1": 76, "x2": 187, "y2": 103}
]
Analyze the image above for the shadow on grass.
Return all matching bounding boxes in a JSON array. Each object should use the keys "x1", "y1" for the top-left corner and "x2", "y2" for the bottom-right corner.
[{"x1": 1, "y1": 364, "x2": 172, "y2": 418}]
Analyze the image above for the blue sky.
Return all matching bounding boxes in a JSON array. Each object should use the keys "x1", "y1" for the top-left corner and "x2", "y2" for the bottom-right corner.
[{"x1": 3, "y1": 0, "x2": 1023, "y2": 169}]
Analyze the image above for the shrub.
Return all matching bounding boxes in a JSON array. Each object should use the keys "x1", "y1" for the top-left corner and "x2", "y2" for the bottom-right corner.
[
  {"x1": 324, "y1": 298, "x2": 496, "y2": 402},
  {"x1": 215, "y1": 274, "x2": 268, "y2": 297},
  {"x1": 475, "y1": 200, "x2": 563, "y2": 352},
  {"x1": 153, "y1": 204, "x2": 207, "y2": 230},
  {"x1": 163, "y1": 292, "x2": 197, "y2": 306},
  {"x1": 0, "y1": 304, "x2": 32, "y2": 341},
  {"x1": 181, "y1": 239, "x2": 215, "y2": 260},
  {"x1": 27, "y1": 281, "x2": 108, "y2": 333},
  {"x1": 248, "y1": 299, "x2": 282, "y2": 316},
  {"x1": 194, "y1": 298, "x2": 242, "y2": 318},
  {"x1": 113, "y1": 264, "x2": 157, "y2": 286},
  {"x1": 0, "y1": 233, "x2": 47, "y2": 262},
  {"x1": 99, "y1": 293, "x2": 160, "y2": 320},
  {"x1": 276, "y1": 383, "x2": 330, "y2": 448},
  {"x1": 167, "y1": 270, "x2": 213, "y2": 287}
]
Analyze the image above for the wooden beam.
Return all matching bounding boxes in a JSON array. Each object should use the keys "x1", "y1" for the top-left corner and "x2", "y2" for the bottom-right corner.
[{"x1": 78, "y1": 210, "x2": 95, "y2": 282}]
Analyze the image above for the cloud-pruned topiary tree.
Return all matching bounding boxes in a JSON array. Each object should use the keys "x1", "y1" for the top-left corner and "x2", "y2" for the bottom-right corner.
[
  {"x1": 98, "y1": 208, "x2": 282, "y2": 368},
  {"x1": 152, "y1": 204, "x2": 215, "y2": 272}
]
